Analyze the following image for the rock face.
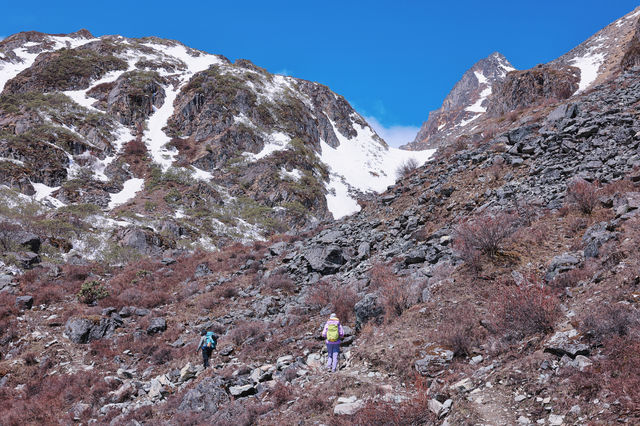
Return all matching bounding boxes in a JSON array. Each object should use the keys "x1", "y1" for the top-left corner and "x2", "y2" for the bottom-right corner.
[
  {"x1": 486, "y1": 65, "x2": 580, "y2": 117},
  {"x1": 302, "y1": 245, "x2": 346, "y2": 275},
  {"x1": 88, "y1": 70, "x2": 167, "y2": 126},
  {"x1": 0, "y1": 29, "x2": 427, "y2": 251}
]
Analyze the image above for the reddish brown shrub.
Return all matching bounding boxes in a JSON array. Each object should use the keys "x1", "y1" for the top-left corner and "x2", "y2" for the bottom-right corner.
[
  {"x1": 0, "y1": 221, "x2": 21, "y2": 251},
  {"x1": 124, "y1": 138, "x2": 147, "y2": 156},
  {"x1": 229, "y1": 320, "x2": 268, "y2": 347},
  {"x1": 440, "y1": 306, "x2": 484, "y2": 358},
  {"x1": 305, "y1": 279, "x2": 357, "y2": 323},
  {"x1": 454, "y1": 212, "x2": 519, "y2": 260},
  {"x1": 264, "y1": 272, "x2": 296, "y2": 294},
  {"x1": 492, "y1": 282, "x2": 560, "y2": 339},
  {"x1": 270, "y1": 381, "x2": 295, "y2": 406},
  {"x1": 349, "y1": 377, "x2": 435, "y2": 425},
  {"x1": 578, "y1": 304, "x2": 638, "y2": 344},
  {"x1": 369, "y1": 264, "x2": 412, "y2": 321},
  {"x1": 565, "y1": 178, "x2": 599, "y2": 214}
]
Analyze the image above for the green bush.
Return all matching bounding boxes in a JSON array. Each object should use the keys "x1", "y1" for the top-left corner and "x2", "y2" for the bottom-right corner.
[{"x1": 77, "y1": 280, "x2": 109, "y2": 304}]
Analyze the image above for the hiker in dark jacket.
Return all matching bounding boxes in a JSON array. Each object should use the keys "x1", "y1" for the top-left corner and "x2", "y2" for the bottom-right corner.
[
  {"x1": 196, "y1": 330, "x2": 217, "y2": 368},
  {"x1": 321, "y1": 313, "x2": 344, "y2": 372}
]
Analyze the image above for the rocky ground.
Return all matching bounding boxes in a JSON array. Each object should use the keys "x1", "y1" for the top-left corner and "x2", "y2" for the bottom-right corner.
[{"x1": 1, "y1": 61, "x2": 640, "y2": 425}]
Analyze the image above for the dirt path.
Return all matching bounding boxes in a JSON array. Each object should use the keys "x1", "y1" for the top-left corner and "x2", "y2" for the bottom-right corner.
[{"x1": 468, "y1": 386, "x2": 515, "y2": 426}]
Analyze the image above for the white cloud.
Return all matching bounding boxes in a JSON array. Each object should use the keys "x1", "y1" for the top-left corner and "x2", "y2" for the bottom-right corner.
[
  {"x1": 276, "y1": 68, "x2": 291, "y2": 76},
  {"x1": 364, "y1": 116, "x2": 420, "y2": 148}
]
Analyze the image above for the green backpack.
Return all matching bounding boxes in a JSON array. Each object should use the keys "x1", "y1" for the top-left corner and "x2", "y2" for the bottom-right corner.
[{"x1": 327, "y1": 323, "x2": 340, "y2": 342}]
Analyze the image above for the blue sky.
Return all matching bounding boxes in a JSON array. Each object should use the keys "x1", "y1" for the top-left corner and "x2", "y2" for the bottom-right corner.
[{"x1": 2, "y1": 1, "x2": 638, "y2": 146}]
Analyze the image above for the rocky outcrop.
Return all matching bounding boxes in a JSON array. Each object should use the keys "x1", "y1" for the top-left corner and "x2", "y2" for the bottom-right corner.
[
  {"x1": 178, "y1": 377, "x2": 230, "y2": 413},
  {"x1": 88, "y1": 70, "x2": 166, "y2": 125},
  {"x1": 65, "y1": 315, "x2": 122, "y2": 344},
  {"x1": 486, "y1": 65, "x2": 580, "y2": 117},
  {"x1": 4, "y1": 42, "x2": 128, "y2": 93}
]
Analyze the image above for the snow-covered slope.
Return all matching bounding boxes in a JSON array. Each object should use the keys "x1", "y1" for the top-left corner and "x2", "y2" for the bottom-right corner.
[
  {"x1": 551, "y1": 6, "x2": 640, "y2": 93},
  {"x1": 0, "y1": 32, "x2": 98, "y2": 92},
  {"x1": 0, "y1": 29, "x2": 433, "y2": 249},
  {"x1": 320, "y1": 121, "x2": 433, "y2": 218}
]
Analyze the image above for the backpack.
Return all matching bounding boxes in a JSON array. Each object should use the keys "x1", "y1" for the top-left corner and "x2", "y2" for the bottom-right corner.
[
  {"x1": 204, "y1": 332, "x2": 217, "y2": 349},
  {"x1": 327, "y1": 323, "x2": 340, "y2": 342}
]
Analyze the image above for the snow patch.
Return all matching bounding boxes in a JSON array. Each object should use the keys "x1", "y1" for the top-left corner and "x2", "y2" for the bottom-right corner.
[
  {"x1": 31, "y1": 182, "x2": 65, "y2": 208},
  {"x1": 191, "y1": 166, "x2": 213, "y2": 181},
  {"x1": 325, "y1": 176, "x2": 361, "y2": 219},
  {"x1": 571, "y1": 51, "x2": 606, "y2": 92},
  {"x1": 0, "y1": 157, "x2": 24, "y2": 166},
  {"x1": 319, "y1": 122, "x2": 434, "y2": 219},
  {"x1": 465, "y1": 71, "x2": 492, "y2": 113},
  {"x1": 245, "y1": 132, "x2": 291, "y2": 161},
  {"x1": 280, "y1": 167, "x2": 302, "y2": 181},
  {"x1": 140, "y1": 42, "x2": 224, "y2": 171},
  {"x1": 0, "y1": 48, "x2": 40, "y2": 92},
  {"x1": 108, "y1": 178, "x2": 144, "y2": 209}
]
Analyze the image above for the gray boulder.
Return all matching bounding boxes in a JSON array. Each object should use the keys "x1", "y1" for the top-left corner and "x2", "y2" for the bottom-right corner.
[
  {"x1": 178, "y1": 377, "x2": 229, "y2": 413},
  {"x1": 545, "y1": 252, "x2": 582, "y2": 281},
  {"x1": 415, "y1": 345, "x2": 454, "y2": 376},
  {"x1": 194, "y1": 263, "x2": 212, "y2": 278},
  {"x1": 229, "y1": 384, "x2": 257, "y2": 397},
  {"x1": 582, "y1": 222, "x2": 616, "y2": 258},
  {"x1": 15, "y1": 295, "x2": 34, "y2": 310},
  {"x1": 7, "y1": 252, "x2": 40, "y2": 269},
  {"x1": 354, "y1": 293, "x2": 384, "y2": 331},
  {"x1": 16, "y1": 232, "x2": 41, "y2": 253},
  {"x1": 65, "y1": 316, "x2": 121, "y2": 344},
  {"x1": 302, "y1": 245, "x2": 346, "y2": 275},
  {"x1": 147, "y1": 317, "x2": 167, "y2": 335},
  {"x1": 544, "y1": 328, "x2": 589, "y2": 359}
]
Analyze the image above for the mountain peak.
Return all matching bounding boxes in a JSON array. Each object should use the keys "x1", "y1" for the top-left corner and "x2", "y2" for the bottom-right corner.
[{"x1": 404, "y1": 51, "x2": 515, "y2": 149}]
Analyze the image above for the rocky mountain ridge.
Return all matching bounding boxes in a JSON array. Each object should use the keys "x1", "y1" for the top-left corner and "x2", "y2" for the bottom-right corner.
[
  {"x1": 0, "y1": 29, "x2": 431, "y2": 262},
  {"x1": 407, "y1": 6, "x2": 640, "y2": 151}
]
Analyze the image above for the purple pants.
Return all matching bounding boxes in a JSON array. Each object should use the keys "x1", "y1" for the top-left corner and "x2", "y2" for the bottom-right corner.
[{"x1": 326, "y1": 342, "x2": 340, "y2": 371}]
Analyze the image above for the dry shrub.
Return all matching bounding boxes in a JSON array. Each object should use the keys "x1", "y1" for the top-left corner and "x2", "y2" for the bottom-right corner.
[
  {"x1": 440, "y1": 305, "x2": 485, "y2": 358},
  {"x1": 305, "y1": 279, "x2": 357, "y2": 323},
  {"x1": 197, "y1": 291, "x2": 219, "y2": 310},
  {"x1": 349, "y1": 376, "x2": 435, "y2": 425},
  {"x1": 229, "y1": 320, "x2": 268, "y2": 347},
  {"x1": 492, "y1": 281, "x2": 560, "y2": 340},
  {"x1": 124, "y1": 138, "x2": 147, "y2": 156},
  {"x1": 211, "y1": 400, "x2": 270, "y2": 426},
  {"x1": 565, "y1": 178, "x2": 599, "y2": 214},
  {"x1": 299, "y1": 389, "x2": 331, "y2": 414},
  {"x1": 264, "y1": 272, "x2": 296, "y2": 294},
  {"x1": 369, "y1": 263, "x2": 413, "y2": 322},
  {"x1": 568, "y1": 337, "x2": 640, "y2": 415},
  {"x1": 548, "y1": 266, "x2": 591, "y2": 290},
  {"x1": 0, "y1": 369, "x2": 112, "y2": 425},
  {"x1": 103, "y1": 253, "x2": 209, "y2": 308},
  {"x1": 395, "y1": 157, "x2": 420, "y2": 180},
  {"x1": 88, "y1": 339, "x2": 118, "y2": 360},
  {"x1": 454, "y1": 211, "x2": 520, "y2": 261},
  {"x1": 270, "y1": 381, "x2": 295, "y2": 406},
  {"x1": 578, "y1": 304, "x2": 639, "y2": 344},
  {"x1": 0, "y1": 221, "x2": 21, "y2": 252}
]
